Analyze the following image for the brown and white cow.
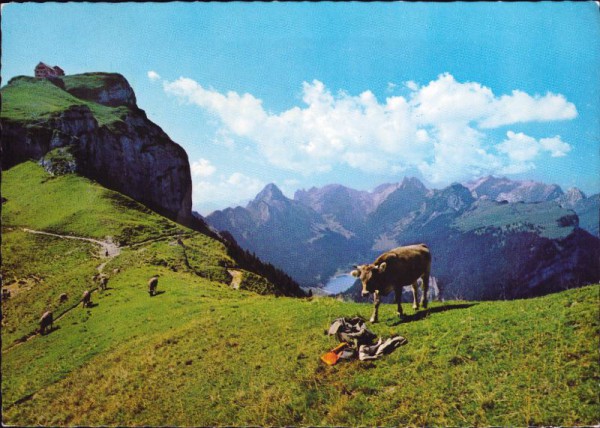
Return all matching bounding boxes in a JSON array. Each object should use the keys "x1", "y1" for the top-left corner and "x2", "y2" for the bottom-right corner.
[
  {"x1": 351, "y1": 244, "x2": 431, "y2": 323},
  {"x1": 148, "y1": 275, "x2": 159, "y2": 296}
]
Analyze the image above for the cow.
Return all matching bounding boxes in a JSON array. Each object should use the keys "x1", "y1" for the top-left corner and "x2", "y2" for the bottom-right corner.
[
  {"x1": 81, "y1": 290, "x2": 92, "y2": 307},
  {"x1": 59, "y1": 293, "x2": 68, "y2": 303},
  {"x1": 148, "y1": 275, "x2": 159, "y2": 296},
  {"x1": 97, "y1": 274, "x2": 109, "y2": 291},
  {"x1": 351, "y1": 244, "x2": 431, "y2": 323},
  {"x1": 40, "y1": 311, "x2": 53, "y2": 335}
]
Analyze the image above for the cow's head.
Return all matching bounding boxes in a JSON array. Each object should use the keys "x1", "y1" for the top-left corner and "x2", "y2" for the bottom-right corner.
[{"x1": 351, "y1": 262, "x2": 387, "y2": 296}]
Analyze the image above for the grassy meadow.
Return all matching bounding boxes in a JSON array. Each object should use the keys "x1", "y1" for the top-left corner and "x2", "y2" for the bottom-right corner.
[
  {"x1": 2, "y1": 163, "x2": 599, "y2": 426},
  {"x1": 1, "y1": 76, "x2": 129, "y2": 128}
]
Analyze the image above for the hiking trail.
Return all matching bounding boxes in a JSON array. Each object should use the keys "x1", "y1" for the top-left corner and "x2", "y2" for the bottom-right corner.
[{"x1": 4, "y1": 229, "x2": 197, "y2": 354}]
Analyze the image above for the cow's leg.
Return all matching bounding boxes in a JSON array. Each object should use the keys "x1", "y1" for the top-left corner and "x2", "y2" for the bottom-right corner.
[
  {"x1": 395, "y1": 287, "x2": 405, "y2": 318},
  {"x1": 420, "y1": 269, "x2": 430, "y2": 309},
  {"x1": 370, "y1": 290, "x2": 380, "y2": 323},
  {"x1": 411, "y1": 281, "x2": 419, "y2": 310}
]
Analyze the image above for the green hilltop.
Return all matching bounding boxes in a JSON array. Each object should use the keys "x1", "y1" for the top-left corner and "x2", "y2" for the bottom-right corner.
[
  {"x1": 1, "y1": 75, "x2": 130, "y2": 129},
  {"x1": 2, "y1": 162, "x2": 599, "y2": 426}
]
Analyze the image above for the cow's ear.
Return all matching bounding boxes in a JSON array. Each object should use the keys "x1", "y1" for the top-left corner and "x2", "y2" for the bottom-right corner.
[
  {"x1": 351, "y1": 269, "x2": 360, "y2": 277},
  {"x1": 378, "y1": 262, "x2": 387, "y2": 272}
]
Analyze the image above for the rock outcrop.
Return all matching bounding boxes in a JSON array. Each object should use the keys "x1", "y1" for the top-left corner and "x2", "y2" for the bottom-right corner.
[
  {"x1": 62, "y1": 72, "x2": 137, "y2": 107},
  {"x1": 1, "y1": 74, "x2": 192, "y2": 226}
]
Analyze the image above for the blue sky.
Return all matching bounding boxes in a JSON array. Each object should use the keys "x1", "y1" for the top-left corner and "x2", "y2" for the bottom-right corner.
[{"x1": 3, "y1": 2, "x2": 599, "y2": 214}]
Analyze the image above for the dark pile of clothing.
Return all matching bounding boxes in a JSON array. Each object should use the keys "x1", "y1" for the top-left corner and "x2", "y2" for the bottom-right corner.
[{"x1": 321, "y1": 317, "x2": 407, "y2": 365}]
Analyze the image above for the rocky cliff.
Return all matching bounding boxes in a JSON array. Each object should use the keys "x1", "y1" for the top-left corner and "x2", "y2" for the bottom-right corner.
[{"x1": 1, "y1": 74, "x2": 192, "y2": 226}]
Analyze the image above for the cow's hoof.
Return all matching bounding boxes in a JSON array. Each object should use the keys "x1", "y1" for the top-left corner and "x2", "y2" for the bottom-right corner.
[
  {"x1": 370, "y1": 318, "x2": 378, "y2": 324},
  {"x1": 412, "y1": 304, "x2": 418, "y2": 310}
]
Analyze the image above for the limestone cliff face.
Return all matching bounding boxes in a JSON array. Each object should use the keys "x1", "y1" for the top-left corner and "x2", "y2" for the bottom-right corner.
[{"x1": 1, "y1": 74, "x2": 192, "y2": 226}]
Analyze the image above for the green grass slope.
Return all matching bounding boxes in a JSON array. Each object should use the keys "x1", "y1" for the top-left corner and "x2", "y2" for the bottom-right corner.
[
  {"x1": 2, "y1": 164, "x2": 598, "y2": 426},
  {"x1": 1, "y1": 76, "x2": 129, "y2": 128}
]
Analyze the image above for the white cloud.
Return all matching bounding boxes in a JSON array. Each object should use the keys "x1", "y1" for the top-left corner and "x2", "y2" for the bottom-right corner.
[
  {"x1": 411, "y1": 73, "x2": 494, "y2": 125},
  {"x1": 540, "y1": 136, "x2": 572, "y2": 157},
  {"x1": 190, "y1": 158, "x2": 216, "y2": 177},
  {"x1": 496, "y1": 131, "x2": 572, "y2": 173},
  {"x1": 410, "y1": 73, "x2": 577, "y2": 128},
  {"x1": 192, "y1": 172, "x2": 264, "y2": 213},
  {"x1": 147, "y1": 70, "x2": 161, "y2": 82},
  {"x1": 480, "y1": 91, "x2": 577, "y2": 128},
  {"x1": 496, "y1": 131, "x2": 541, "y2": 162},
  {"x1": 405, "y1": 80, "x2": 419, "y2": 91},
  {"x1": 164, "y1": 73, "x2": 577, "y2": 186}
]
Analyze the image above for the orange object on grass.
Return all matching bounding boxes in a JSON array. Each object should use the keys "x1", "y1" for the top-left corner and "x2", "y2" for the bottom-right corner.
[{"x1": 320, "y1": 342, "x2": 349, "y2": 366}]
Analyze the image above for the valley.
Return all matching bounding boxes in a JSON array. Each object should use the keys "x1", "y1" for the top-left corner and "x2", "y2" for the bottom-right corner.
[
  {"x1": 1, "y1": 70, "x2": 598, "y2": 426},
  {"x1": 2, "y1": 162, "x2": 597, "y2": 427},
  {"x1": 207, "y1": 177, "x2": 600, "y2": 300}
]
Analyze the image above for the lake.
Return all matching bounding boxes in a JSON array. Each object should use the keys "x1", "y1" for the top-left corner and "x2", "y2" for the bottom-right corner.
[{"x1": 322, "y1": 273, "x2": 357, "y2": 294}]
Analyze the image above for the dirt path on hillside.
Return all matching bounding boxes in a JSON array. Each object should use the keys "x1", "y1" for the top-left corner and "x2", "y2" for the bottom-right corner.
[
  {"x1": 2, "y1": 230, "x2": 121, "y2": 355},
  {"x1": 228, "y1": 269, "x2": 243, "y2": 289},
  {"x1": 3, "y1": 229, "x2": 195, "y2": 355},
  {"x1": 22, "y1": 228, "x2": 120, "y2": 260}
]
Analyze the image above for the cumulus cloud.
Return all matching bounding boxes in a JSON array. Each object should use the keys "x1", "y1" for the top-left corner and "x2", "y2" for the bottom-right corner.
[
  {"x1": 190, "y1": 158, "x2": 216, "y2": 177},
  {"x1": 540, "y1": 136, "x2": 572, "y2": 157},
  {"x1": 495, "y1": 131, "x2": 572, "y2": 174},
  {"x1": 147, "y1": 70, "x2": 161, "y2": 82},
  {"x1": 163, "y1": 73, "x2": 577, "y2": 185},
  {"x1": 192, "y1": 172, "x2": 265, "y2": 213},
  {"x1": 480, "y1": 91, "x2": 577, "y2": 128}
]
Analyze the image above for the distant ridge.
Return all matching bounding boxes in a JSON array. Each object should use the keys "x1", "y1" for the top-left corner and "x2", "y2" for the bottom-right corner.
[{"x1": 207, "y1": 177, "x2": 599, "y2": 300}]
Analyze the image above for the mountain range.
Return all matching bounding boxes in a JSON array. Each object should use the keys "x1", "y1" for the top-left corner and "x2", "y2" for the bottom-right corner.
[{"x1": 207, "y1": 176, "x2": 599, "y2": 300}]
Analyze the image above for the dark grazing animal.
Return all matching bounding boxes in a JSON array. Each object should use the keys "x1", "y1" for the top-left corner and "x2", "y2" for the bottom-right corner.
[
  {"x1": 148, "y1": 275, "x2": 159, "y2": 296},
  {"x1": 39, "y1": 311, "x2": 53, "y2": 335},
  {"x1": 59, "y1": 293, "x2": 68, "y2": 303},
  {"x1": 351, "y1": 244, "x2": 431, "y2": 323},
  {"x1": 81, "y1": 290, "x2": 92, "y2": 307}
]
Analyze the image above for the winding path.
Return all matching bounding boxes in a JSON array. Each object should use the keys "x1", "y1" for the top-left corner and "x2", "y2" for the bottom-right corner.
[
  {"x1": 22, "y1": 228, "x2": 120, "y2": 260},
  {"x1": 2, "y1": 229, "x2": 122, "y2": 354},
  {"x1": 4, "y1": 228, "x2": 237, "y2": 355}
]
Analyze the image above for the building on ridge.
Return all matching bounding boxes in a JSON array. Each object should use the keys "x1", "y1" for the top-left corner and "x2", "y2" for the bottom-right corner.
[{"x1": 35, "y1": 62, "x2": 65, "y2": 78}]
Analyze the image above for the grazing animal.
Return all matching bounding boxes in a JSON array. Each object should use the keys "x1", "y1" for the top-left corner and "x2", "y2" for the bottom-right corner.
[
  {"x1": 81, "y1": 290, "x2": 92, "y2": 307},
  {"x1": 93, "y1": 273, "x2": 109, "y2": 291},
  {"x1": 148, "y1": 275, "x2": 159, "y2": 296},
  {"x1": 98, "y1": 274, "x2": 108, "y2": 291},
  {"x1": 2, "y1": 288, "x2": 11, "y2": 299},
  {"x1": 351, "y1": 244, "x2": 431, "y2": 323},
  {"x1": 59, "y1": 293, "x2": 68, "y2": 303},
  {"x1": 39, "y1": 311, "x2": 53, "y2": 335}
]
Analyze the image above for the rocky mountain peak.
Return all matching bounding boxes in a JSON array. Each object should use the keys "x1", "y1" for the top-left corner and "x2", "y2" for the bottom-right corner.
[
  {"x1": 400, "y1": 176, "x2": 427, "y2": 191},
  {"x1": 466, "y1": 175, "x2": 515, "y2": 199},
  {"x1": 434, "y1": 183, "x2": 475, "y2": 212},
  {"x1": 467, "y1": 175, "x2": 565, "y2": 203},
  {"x1": 253, "y1": 183, "x2": 287, "y2": 204},
  {"x1": 556, "y1": 187, "x2": 586, "y2": 208}
]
